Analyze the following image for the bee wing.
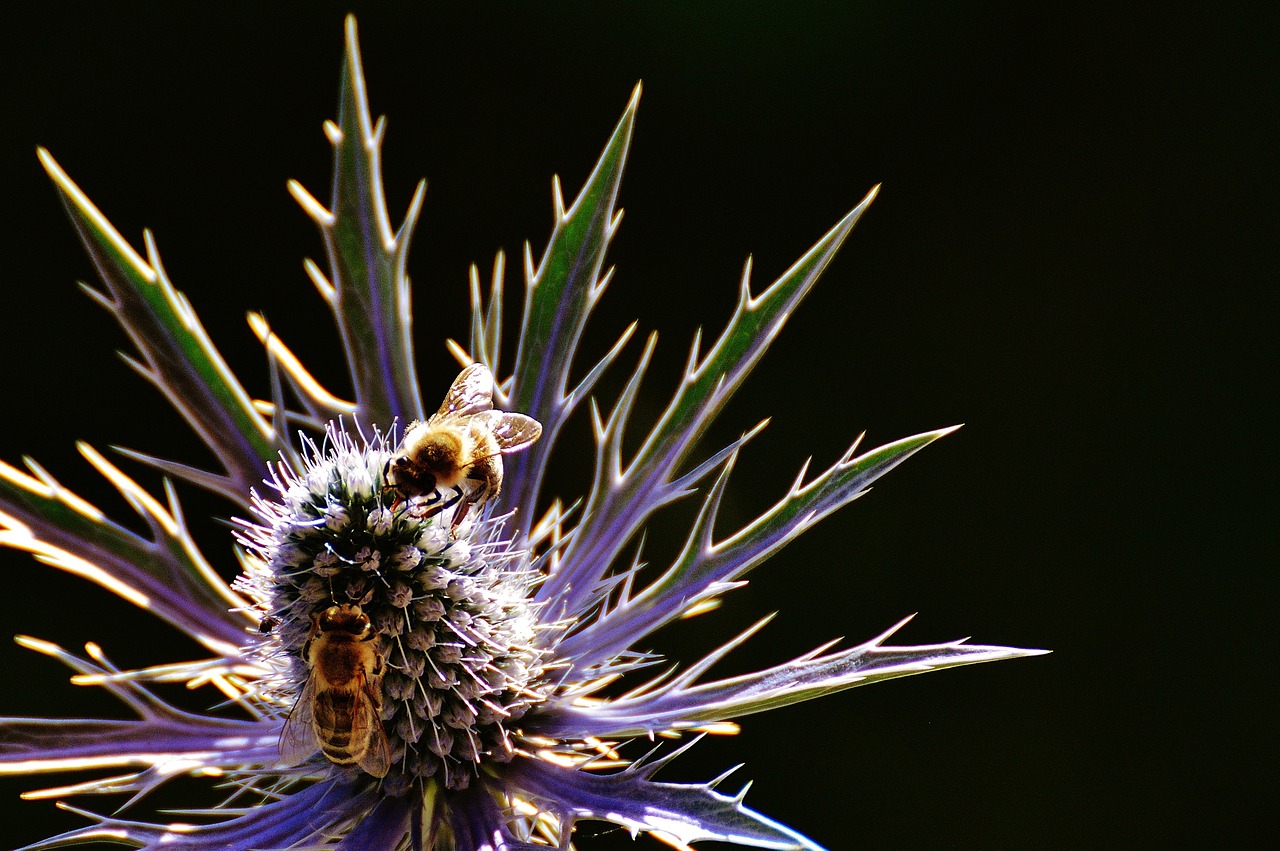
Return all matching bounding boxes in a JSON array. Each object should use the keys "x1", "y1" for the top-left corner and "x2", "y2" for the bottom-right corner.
[
  {"x1": 354, "y1": 679, "x2": 392, "y2": 778},
  {"x1": 279, "y1": 674, "x2": 321, "y2": 766},
  {"x1": 436, "y1": 363, "x2": 494, "y2": 416},
  {"x1": 476, "y1": 411, "x2": 543, "y2": 452}
]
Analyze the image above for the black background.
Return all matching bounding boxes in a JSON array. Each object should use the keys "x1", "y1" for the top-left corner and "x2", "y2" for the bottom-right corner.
[{"x1": 0, "y1": 3, "x2": 1270, "y2": 849}]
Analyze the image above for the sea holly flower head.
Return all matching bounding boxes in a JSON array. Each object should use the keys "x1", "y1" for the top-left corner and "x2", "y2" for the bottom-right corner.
[
  {"x1": 0, "y1": 15, "x2": 1046, "y2": 851},
  {"x1": 237, "y1": 423, "x2": 551, "y2": 795}
]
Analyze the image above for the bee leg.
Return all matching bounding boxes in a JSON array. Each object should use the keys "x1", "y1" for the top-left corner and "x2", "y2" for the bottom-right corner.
[
  {"x1": 405, "y1": 485, "x2": 450, "y2": 519},
  {"x1": 410, "y1": 485, "x2": 462, "y2": 523},
  {"x1": 450, "y1": 493, "x2": 474, "y2": 535},
  {"x1": 384, "y1": 488, "x2": 404, "y2": 512},
  {"x1": 451, "y1": 469, "x2": 494, "y2": 532},
  {"x1": 407, "y1": 500, "x2": 439, "y2": 519}
]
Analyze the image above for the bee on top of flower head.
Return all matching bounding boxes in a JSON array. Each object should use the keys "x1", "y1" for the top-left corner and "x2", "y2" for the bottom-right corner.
[
  {"x1": 280, "y1": 603, "x2": 391, "y2": 777},
  {"x1": 385, "y1": 363, "x2": 542, "y2": 529}
]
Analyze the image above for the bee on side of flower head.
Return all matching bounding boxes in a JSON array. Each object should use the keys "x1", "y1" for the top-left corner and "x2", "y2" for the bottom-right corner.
[
  {"x1": 280, "y1": 603, "x2": 391, "y2": 777},
  {"x1": 385, "y1": 363, "x2": 542, "y2": 528}
]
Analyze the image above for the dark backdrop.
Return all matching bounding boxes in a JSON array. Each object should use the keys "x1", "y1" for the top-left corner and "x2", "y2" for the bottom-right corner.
[{"x1": 0, "y1": 4, "x2": 1269, "y2": 849}]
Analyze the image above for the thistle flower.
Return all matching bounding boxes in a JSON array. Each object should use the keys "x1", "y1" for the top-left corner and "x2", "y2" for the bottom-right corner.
[{"x1": 0, "y1": 17, "x2": 1046, "y2": 851}]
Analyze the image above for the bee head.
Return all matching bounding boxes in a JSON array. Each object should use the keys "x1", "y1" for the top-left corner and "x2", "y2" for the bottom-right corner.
[
  {"x1": 385, "y1": 453, "x2": 413, "y2": 482},
  {"x1": 316, "y1": 603, "x2": 372, "y2": 638}
]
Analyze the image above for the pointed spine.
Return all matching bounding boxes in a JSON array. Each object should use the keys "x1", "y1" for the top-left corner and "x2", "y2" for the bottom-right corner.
[
  {"x1": 289, "y1": 16, "x2": 425, "y2": 431},
  {"x1": 559, "y1": 424, "x2": 957, "y2": 667},
  {"x1": 497, "y1": 84, "x2": 642, "y2": 540},
  {"x1": 539, "y1": 188, "x2": 881, "y2": 616},
  {"x1": 538, "y1": 613, "x2": 1049, "y2": 739},
  {"x1": 37, "y1": 150, "x2": 276, "y2": 507},
  {"x1": 0, "y1": 448, "x2": 248, "y2": 653}
]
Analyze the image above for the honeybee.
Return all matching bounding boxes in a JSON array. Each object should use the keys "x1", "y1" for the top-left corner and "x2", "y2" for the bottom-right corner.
[
  {"x1": 279, "y1": 604, "x2": 391, "y2": 777},
  {"x1": 385, "y1": 363, "x2": 542, "y2": 527}
]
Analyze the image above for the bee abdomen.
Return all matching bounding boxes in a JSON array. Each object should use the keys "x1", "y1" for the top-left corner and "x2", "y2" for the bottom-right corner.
[
  {"x1": 314, "y1": 691, "x2": 364, "y2": 762},
  {"x1": 321, "y1": 741, "x2": 361, "y2": 763}
]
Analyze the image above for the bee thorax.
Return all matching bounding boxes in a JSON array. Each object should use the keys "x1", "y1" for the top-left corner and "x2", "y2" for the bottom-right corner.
[
  {"x1": 408, "y1": 429, "x2": 470, "y2": 486},
  {"x1": 423, "y1": 433, "x2": 468, "y2": 475}
]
